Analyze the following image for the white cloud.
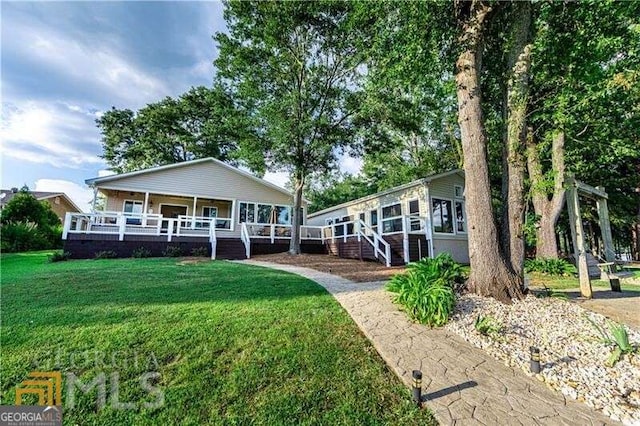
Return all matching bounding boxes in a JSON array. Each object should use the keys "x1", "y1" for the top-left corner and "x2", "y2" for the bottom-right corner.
[
  {"x1": 339, "y1": 155, "x2": 363, "y2": 176},
  {"x1": 3, "y1": 12, "x2": 169, "y2": 107},
  {"x1": 1, "y1": 101, "x2": 103, "y2": 167},
  {"x1": 97, "y1": 169, "x2": 116, "y2": 177},
  {"x1": 263, "y1": 171, "x2": 290, "y2": 189},
  {"x1": 34, "y1": 179, "x2": 94, "y2": 212}
]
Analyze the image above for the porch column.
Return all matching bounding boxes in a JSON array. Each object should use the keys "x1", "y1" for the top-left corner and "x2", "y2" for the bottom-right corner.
[
  {"x1": 91, "y1": 187, "x2": 98, "y2": 213},
  {"x1": 142, "y1": 192, "x2": 149, "y2": 226},
  {"x1": 192, "y1": 197, "x2": 198, "y2": 229}
]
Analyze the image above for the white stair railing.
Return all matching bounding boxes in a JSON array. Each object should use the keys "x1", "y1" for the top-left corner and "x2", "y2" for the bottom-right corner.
[
  {"x1": 356, "y1": 219, "x2": 391, "y2": 267},
  {"x1": 240, "y1": 222, "x2": 251, "y2": 259}
]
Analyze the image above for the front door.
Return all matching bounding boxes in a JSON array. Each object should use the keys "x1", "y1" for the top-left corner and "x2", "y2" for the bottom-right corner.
[{"x1": 160, "y1": 205, "x2": 188, "y2": 230}]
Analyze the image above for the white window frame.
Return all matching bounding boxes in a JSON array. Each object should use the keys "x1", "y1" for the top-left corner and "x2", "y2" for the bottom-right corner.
[
  {"x1": 238, "y1": 201, "x2": 257, "y2": 223},
  {"x1": 122, "y1": 199, "x2": 143, "y2": 214},
  {"x1": 381, "y1": 201, "x2": 403, "y2": 234},
  {"x1": 454, "y1": 200, "x2": 467, "y2": 234},
  {"x1": 431, "y1": 197, "x2": 455, "y2": 235},
  {"x1": 407, "y1": 198, "x2": 421, "y2": 231}
]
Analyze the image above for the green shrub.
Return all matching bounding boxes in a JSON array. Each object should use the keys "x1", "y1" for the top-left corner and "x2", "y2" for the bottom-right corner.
[
  {"x1": 190, "y1": 246, "x2": 209, "y2": 257},
  {"x1": 474, "y1": 315, "x2": 502, "y2": 336},
  {"x1": 524, "y1": 258, "x2": 576, "y2": 276},
  {"x1": 0, "y1": 222, "x2": 47, "y2": 252},
  {"x1": 386, "y1": 254, "x2": 462, "y2": 326},
  {"x1": 94, "y1": 250, "x2": 117, "y2": 260},
  {"x1": 49, "y1": 251, "x2": 71, "y2": 262},
  {"x1": 162, "y1": 245, "x2": 183, "y2": 257},
  {"x1": 131, "y1": 247, "x2": 152, "y2": 258}
]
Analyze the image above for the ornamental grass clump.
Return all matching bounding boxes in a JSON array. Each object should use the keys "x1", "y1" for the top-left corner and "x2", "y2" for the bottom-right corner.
[
  {"x1": 386, "y1": 254, "x2": 464, "y2": 327},
  {"x1": 586, "y1": 315, "x2": 637, "y2": 367}
]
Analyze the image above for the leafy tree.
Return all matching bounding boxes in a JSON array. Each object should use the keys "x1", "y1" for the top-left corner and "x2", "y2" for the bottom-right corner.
[
  {"x1": 306, "y1": 172, "x2": 376, "y2": 214},
  {"x1": 356, "y1": 1, "x2": 461, "y2": 190},
  {"x1": 215, "y1": 0, "x2": 365, "y2": 254},
  {"x1": 1, "y1": 188, "x2": 62, "y2": 252},
  {"x1": 97, "y1": 85, "x2": 259, "y2": 174}
]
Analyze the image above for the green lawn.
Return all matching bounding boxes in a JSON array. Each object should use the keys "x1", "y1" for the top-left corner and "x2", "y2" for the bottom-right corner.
[
  {"x1": 528, "y1": 271, "x2": 640, "y2": 293},
  {"x1": 1, "y1": 252, "x2": 434, "y2": 425}
]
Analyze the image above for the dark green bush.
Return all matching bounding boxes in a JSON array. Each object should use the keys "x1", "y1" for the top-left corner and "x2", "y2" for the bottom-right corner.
[
  {"x1": 386, "y1": 254, "x2": 463, "y2": 326},
  {"x1": 0, "y1": 189, "x2": 62, "y2": 252},
  {"x1": 1, "y1": 222, "x2": 45, "y2": 252},
  {"x1": 94, "y1": 250, "x2": 117, "y2": 260},
  {"x1": 131, "y1": 247, "x2": 152, "y2": 258},
  {"x1": 162, "y1": 245, "x2": 183, "y2": 257},
  {"x1": 49, "y1": 251, "x2": 71, "y2": 262},
  {"x1": 190, "y1": 246, "x2": 209, "y2": 257},
  {"x1": 525, "y1": 258, "x2": 576, "y2": 276}
]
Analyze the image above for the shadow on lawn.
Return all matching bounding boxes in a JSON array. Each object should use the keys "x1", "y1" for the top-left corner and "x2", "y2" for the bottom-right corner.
[{"x1": 561, "y1": 289, "x2": 640, "y2": 300}]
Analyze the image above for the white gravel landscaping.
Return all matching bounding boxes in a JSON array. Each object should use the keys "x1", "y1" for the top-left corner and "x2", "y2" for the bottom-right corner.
[{"x1": 446, "y1": 294, "x2": 640, "y2": 425}]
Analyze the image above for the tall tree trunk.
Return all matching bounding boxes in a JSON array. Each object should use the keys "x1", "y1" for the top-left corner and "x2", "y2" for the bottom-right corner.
[
  {"x1": 289, "y1": 175, "x2": 305, "y2": 255},
  {"x1": 526, "y1": 131, "x2": 566, "y2": 259},
  {"x1": 455, "y1": 0, "x2": 524, "y2": 303},
  {"x1": 501, "y1": 1, "x2": 532, "y2": 277}
]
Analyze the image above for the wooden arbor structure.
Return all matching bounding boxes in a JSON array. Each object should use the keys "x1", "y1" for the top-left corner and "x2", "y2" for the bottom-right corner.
[{"x1": 565, "y1": 175, "x2": 618, "y2": 298}]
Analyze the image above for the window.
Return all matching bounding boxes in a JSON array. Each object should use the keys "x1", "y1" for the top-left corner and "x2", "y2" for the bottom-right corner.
[
  {"x1": 455, "y1": 185, "x2": 464, "y2": 198},
  {"x1": 274, "y1": 205, "x2": 291, "y2": 225},
  {"x1": 455, "y1": 201, "x2": 466, "y2": 233},
  {"x1": 123, "y1": 200, "x2": 143, "y2": 225},
  {"x1": 203, "y1": 207, "x2": 218, "y2": 218},
  {"x1": 382, "y1": 203, "x2": 402, "y2": 219},
  {"x1": 370, "y1": 209, "x2": 378, "y2": 233},
  {"x1": 408, "y1": 200, "x2": 420, "y2": 215},
  {"x1": 257, "y1": 204, "x2": 272, "y2": 224},
  {"x1": 408, "y1": 199, "x2": 421, "y2": 231},
  {"x1": 432, "y1": 198, "x2": 453, "y2": 233},
  {"x1": 382, "y1": 203, "x2": 403, "y2": 233},
  {"x1": 359, "y1": 212, "x2": 365, "y2": 223},
  {"x1": 239, "y1": 202, "x2": 256, "y2": 223}
]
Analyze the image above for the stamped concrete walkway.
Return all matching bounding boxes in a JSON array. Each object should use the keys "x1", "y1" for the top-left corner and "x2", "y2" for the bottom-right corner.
[{"x1": 243, "y1": 260, "x2": 613, "y2": 425}]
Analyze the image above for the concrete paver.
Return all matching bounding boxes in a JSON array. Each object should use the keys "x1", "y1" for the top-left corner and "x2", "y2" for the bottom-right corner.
[{"x1": 244, "y1": 260, "x2": 614, "y2": 425}]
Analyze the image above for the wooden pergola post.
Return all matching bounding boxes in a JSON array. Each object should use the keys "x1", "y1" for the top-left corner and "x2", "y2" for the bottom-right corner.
[
  {"x1": 596, "y1": 186, "x2": 615, "y2": 263},
  {"x1": 566, "y1": 178, "x2": 592, "y2": 298}
]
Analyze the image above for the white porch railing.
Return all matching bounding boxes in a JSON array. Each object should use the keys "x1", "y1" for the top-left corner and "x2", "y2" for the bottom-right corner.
[{"x1": 63, "y1": 212, "x2": 220, "y2": 243}]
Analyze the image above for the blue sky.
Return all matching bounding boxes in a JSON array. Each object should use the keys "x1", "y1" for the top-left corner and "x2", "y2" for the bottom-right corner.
[{"x1": 0, "y1": 1, "x2": 361, "y2": 211}]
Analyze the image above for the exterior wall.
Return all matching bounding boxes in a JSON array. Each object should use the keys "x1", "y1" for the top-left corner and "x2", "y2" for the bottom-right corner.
[
  {"x1": 43, "y1": 196, "x2": 80, "y2": 222},
  {"x1": 308, "y1": 184, "x2": 428, "y2": 229},
  {"x1": 428, "y1": 173, "x2": 469, "y2": 263},
  {"x1": 94, "y1": 160, "x2": 307, "y2": 239},
  {"x1": 307, "y1": 172, "x2": 470, "y2": 263},
  {"x1": 97, "y1": 161, "x2": 293, "y2": 206}
]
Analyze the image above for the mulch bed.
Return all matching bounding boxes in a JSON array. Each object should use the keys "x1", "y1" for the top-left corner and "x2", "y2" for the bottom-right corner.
[{"x1": 251, "y1": 253, "x2": 405, "y2": 282}]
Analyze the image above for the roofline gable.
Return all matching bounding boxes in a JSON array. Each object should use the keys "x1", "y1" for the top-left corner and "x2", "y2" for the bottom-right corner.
[
  {"x1": 85, "y1": 158, "x2": 294, "y2": 199},
  {"x1": 307, "y1": 169, "x2": 464, "y2": 218}
]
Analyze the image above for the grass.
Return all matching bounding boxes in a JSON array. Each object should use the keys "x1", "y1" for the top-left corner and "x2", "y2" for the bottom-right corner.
[
  {"x1": 1, "y1": 252, "x2": 435, "y2": 425},
  {"x1": 528, "y1": 271, "x2": 640, "y2": 293}
]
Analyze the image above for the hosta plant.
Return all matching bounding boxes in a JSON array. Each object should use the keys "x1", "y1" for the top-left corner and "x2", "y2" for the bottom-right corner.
[{"x1": 474, "y1": 315, "x2": 503, "y2": 337}]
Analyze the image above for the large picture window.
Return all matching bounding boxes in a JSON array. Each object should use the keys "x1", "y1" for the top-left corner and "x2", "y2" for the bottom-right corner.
[
  {"x1": 274, "y1": 205, "x2": 291, "y2": 225},
  {"x1": 432, "y1": 198, "x2": 453, "y2": 233},
  {"x1": 408, "y1": 199, "x2": 421, "y2": 231},
  {"x1": 382, "y1": 203, "x2": 403, "y2": 233}
]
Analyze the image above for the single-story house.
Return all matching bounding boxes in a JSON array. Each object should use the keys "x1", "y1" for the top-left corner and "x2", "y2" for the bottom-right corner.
[
  {"x1": 0, "y1": 188, "x2": 82, "y2": 222},
  {"x1": 306, "y1": 170, "x2": 470, "y2": 264},
  {"x1": 62, "y1": 158, "x2": 325, "y2": 259}
]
